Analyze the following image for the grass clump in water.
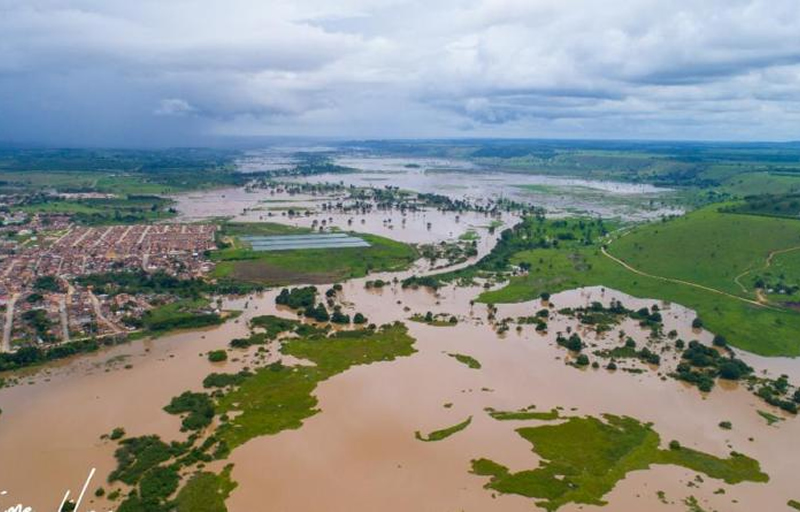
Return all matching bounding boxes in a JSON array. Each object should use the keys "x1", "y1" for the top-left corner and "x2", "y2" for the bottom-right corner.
[
  {"x1": 757, "y1": 409, "x2": 783, "y2": 425},
  {"x1": 448, "y1": 353, "x2": 481, "y2": 369},
  {"x1": 415, "y1": 416, "x2": 472, "y2": 442},
  {"x1": 410, "y1": 312, "x2": 458, "y2": 326},
  {"x1": 486, "y1": 406, "x2": 560, "y2": 421},
  {"x1": 471, "y1": 414, "x2": 767, "y2": 511}
]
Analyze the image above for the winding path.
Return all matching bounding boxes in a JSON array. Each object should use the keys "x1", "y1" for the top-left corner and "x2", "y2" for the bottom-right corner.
[
  {"x1": 600, "y1": 247, "x2": 775, "y2": 310},
  {"x1": 732, "y1": 245, "x2": 800, "y2": 300}
]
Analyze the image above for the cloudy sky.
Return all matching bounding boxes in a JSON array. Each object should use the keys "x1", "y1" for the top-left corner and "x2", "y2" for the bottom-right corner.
[{"x1": 1, "y1": 0, "x2": 799, "y2": 146}]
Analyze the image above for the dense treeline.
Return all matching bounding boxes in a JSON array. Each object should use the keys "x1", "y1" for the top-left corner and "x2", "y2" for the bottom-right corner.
[
  {"x1": 0, "y1": 338, "x2": 103, "y2": 372},
  {"x1": 77, "y1": 270, "x2": 261, "y2": 297},
  {"x1": 721, "y1": 193, "x2": 800, "y2": 219}
]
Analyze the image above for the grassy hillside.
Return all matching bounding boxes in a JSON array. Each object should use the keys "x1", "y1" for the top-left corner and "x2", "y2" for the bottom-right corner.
[
  {"x1": 608, "y1": 206, "x2": 800, "y2": 298},
  {"x1": 478, "y1": 208, "x2": 800, "y2": 356}
]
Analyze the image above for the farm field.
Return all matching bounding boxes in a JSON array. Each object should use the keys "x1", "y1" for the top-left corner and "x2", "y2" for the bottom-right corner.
[{"x1": 212, "y1": 223, "x2": 418, "y2": 285}]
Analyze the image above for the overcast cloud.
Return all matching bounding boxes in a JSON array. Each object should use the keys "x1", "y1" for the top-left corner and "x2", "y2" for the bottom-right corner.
[{"x1": 1, "y1": 0, "x2": 799, "y2": 145}]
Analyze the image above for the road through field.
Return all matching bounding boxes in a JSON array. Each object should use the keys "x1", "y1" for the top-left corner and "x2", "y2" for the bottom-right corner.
[
  {"x1": 732, "y1": 245, "x2": 800, "y2": 299},
  {"x1": 1, "y1": 293, "x2": 18, "y2": 352},
  {"x1": 601, "y1": 246, "x2": 773, "y2": 310}
]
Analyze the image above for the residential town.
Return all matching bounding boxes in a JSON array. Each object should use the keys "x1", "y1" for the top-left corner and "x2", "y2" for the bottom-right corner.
[{"x1": 1, "y1": 215, "x2": 218, "y2": 351}]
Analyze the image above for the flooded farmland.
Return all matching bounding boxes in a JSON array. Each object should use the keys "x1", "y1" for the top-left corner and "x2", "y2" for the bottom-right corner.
[
  {"x1": 292, "y1": 155, "x2": 684, "y2": 221},
  {"x1": 1, "y1": 168, "x2": 798, "y2": 512}
]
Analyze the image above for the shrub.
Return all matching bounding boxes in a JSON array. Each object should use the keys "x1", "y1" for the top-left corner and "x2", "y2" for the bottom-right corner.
[
  {"x1": 557, "y1": 333, "x2": 583, "y2": 352},
  {"x1": 207, "y1": 350, "x2": 227, "y2": 363},
  {"x1": 275, "y1": 286, "x2": 317, "y2": 309},
  {"x1": 164, "y1": 392, "x2": 215, "y2": 431},
  {"x1": 331, "y1": 309, "x2": 350, "y2": 324}
]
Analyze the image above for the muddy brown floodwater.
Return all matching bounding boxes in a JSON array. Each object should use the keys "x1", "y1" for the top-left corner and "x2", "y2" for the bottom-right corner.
[
  {"x1": 1, "y1": 187, "x2": 799, "y2": 512},
  {"x1": 2, "y1": 282, "x2": 799, "y2": 512}
]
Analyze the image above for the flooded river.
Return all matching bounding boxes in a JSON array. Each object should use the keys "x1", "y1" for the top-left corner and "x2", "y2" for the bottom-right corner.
[
  {"x1": 1, "y1": 180, "x2": 798, "y2": 512},
  {"x1": 2, "y1": 278, "x2": 799, "y2": 512}
]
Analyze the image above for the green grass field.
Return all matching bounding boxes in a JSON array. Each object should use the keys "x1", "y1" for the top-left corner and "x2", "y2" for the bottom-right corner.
[
  {"x1": 139, "y1": 298, "x2": 223, "y2": 333},
  {"x1": 608, "y1": 206, "x2": 800, "y2": 298},
  {"x1": 19, "y1": 195, "x2": 177, "y2": 224},
  {"x1": 478, "y1": 208, "x2": 800, "y2": 356},
  {"x1": 719, "y1": 172, "x2": 800, "y2": 196},
  {"x1": 212, "y1": 230, "x2": 418, "y2": 286}
]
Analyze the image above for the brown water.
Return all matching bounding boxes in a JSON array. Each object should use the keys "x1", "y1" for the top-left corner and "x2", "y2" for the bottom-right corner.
[
  {"x1": 1, "y1": 186, "x2": 798, "y2": 511},
  {"x1": 2, "y1": 280, "x2": 799, "y2": 512}
]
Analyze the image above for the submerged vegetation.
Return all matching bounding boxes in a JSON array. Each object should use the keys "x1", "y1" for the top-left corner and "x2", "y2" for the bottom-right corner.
[
  {"x1": 105, "y1": 321, "x2": 417, "y2": 511},
  {"x1": 410, "y1": 311, "x2": 459, "y2": 326},
  {"x1": 7, "y1": 142, "x2": 800, "y2": 510},
  {"x1": 471, "y1": 414, "x2": 768, "y2": 511},
  {"x1": 447, "y1": 352, "x2": 481, "y2": 369},
  {"x1": 415, "y1": 416, "x2": 472, "y2": 442},
  {"x1": 485, "y1": 406, "x2": 560, "y2": 421},
  {"x1": 217, "y1": 322, "x2": 416, "y2": 448}
]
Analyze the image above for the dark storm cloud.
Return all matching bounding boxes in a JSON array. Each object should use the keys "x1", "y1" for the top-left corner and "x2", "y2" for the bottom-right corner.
[{"x1": 0, "y1": 0, "x2": 799, "y2": 144}]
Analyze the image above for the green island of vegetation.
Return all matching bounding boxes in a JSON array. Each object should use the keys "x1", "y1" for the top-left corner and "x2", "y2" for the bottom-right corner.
[
  {"x1": 447, "y1": 352, "x2": 481, "y2": 369},
  {"x1": 216, "y1": 322, "x2": 416, "y2": 448},
  {"x1": 486, "y1": 406, "x2": 560, "y2": 421},
  {"x1": 471, "y1": 414, "x2": 768, "y2": 511},
  {"x1": 757, "y1": 410, "x2": 784, "y2": 426},
  {"x1": 410, "y1": 311, "x2": 458, "y2": 326},
  {"x1": 788, "y1": 499, "x2": 800, "y2": 511},
  {"x1": 211, "y1": 222, "x2": 417, "y2": 285},
  {"x1": 415, "y1": 416, "x2": 472, "y2": 442},
  {"x1": 103, "y1": 321, "x2": 416, "y2": 511}
]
